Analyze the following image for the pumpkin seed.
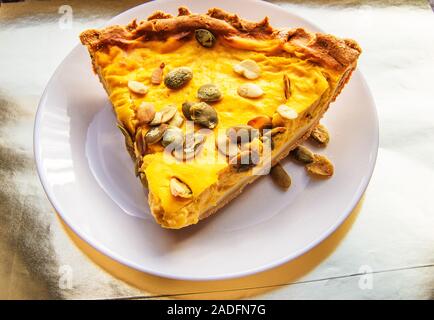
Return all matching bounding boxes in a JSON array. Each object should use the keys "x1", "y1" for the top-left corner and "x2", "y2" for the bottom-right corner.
[
  {"x1": 229, "y1": 150, "x2": 257, "y2": 172},
  {"x1": 226, "y1": 125, "x2": 259, "y2": 144},
  {"x1": 261, "y1": 127, "x2": 286, "y2": 150},
  {"x1": 149, "y1": 112, "x2": 162, "y2": 126},
  {"x1": 145, "y1": 124, "x2": 168, "y2": 145},
  {"x1": 277, "y1": 104, "x2": 298, "y2": 120},
  {"x1": 283, "y1": 74, "x2": 291, "y2": 99},
  {"x1": 290, "y1": 145, "x2": 314, "y2": 164},
  {"x1": 149, "y1": 105, "x2": 177, "y2": 125},
  {"x1": 160, "y1": 105, "x2": 178, "y2": 123},
  {"x1": 260, "y1": 134, "x2": 274, "y2": 150},
  {"x1": 270, "y1": 163, "x2": 291, "y2": 189},
  {"x1": 184, "y1": 133, "x2": 206, "y2": 158},
  {"x1": 270, "y1": 127, "x2": 287, "y2": 136},
  {"x1": 195, "y1": 29, "x2": 216, "y2": 48},
  {"x1": 136, "y1": 102, "x2": 155, "y2": 125},
  {"x1": 134, "y1": 157, "x2": 142, "y2": 177},
  {"x1": 190, "y1": 102, "x2": 218, "y2": 129},
  {"x1": 239, "y1": 138, "x2": 263, "y2": 155},
  {"x1": 233, "y1": 59, "x2": 261, "y2": 80},
  {"x1": 262, "y1": 127, "x2": 286, "y2": 139},
  {"x1": 117, "y1": 124, "x2": 133, "y2": 146},
  {"x1": 117, "y1": 124, "x2": 135, "y2": 159},
  {"x1": 170, "y1": 177, "x2": 193, "y2": 198},
  {"x1": 164, "y1": 67, "x2": 193, "y2": 89},
  {"x1": 237, "y1": 83, "x2": 264, "y2": 99},
  {"x1": 162, "y1": 126, "x2": 184, "y2": 148},
  {"x1": 310, "y1": 124, "x2": 330, "y2": 146},
  {"x1": 128, "y1": 80, "x2": 148, "y2": 95},
  {"x1": 135, "y1": 127, "x2": 147, "y2": 157},
  {"x1": 172, "y1": 148, "x2": 185, "y2": 161},
  {"x1": 247, "y1": 115, "x2": 272, "y2": 130},
  {"x1": 151, "y1": 62, "x2": 165, "y2": 85},
  {"x1": 182, "y1": 101, "x2": 194, "y2": 120},
  {"x1": 197, "y1": 84, "x2": 222, "y2": 102},
  {"x1": 173, "y1": 133, "x2": 206, "y2": 161},
  {"x1": 306, "y1": 154, "x2": 334, "y2": 178},
  {"x1": 215, "y1": 133, "x2": 239, "y2": 158},
  {"x1": 168, "y1": 111, "x2": 184, "y2": 128},
  {"x1": 139, "y1": 172, "x2": 148, "y2": 189}
]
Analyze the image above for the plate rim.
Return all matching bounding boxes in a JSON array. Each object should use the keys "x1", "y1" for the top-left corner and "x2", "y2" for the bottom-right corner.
[{"x1": 33, "y1": 0, "x2": 379, "y2": 281}]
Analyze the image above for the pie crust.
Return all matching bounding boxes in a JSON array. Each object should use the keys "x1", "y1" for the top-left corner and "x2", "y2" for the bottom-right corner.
[{"x1": 80, "y1": 7, "x2": 361, "y2": 229}]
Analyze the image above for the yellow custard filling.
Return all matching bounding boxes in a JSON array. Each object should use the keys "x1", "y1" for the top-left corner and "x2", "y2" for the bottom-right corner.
[{"x1": 94, "y1": 38, "x2": 332, "y2": 218}]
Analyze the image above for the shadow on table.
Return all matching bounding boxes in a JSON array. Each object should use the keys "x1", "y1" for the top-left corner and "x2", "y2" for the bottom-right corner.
[{"x1": 60, "y1": 196, "x2": 364, "y2": 299}]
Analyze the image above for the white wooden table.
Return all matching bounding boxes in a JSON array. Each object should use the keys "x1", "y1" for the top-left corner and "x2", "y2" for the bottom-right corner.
[{"x1": 0, "y1": 0, "x2": 433, "y2": 299}]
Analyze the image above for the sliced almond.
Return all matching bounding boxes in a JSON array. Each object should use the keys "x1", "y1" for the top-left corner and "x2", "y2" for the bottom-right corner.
[
  {"x1": 160, "y1": 105, "x2": 178, "y2": 123},
  {"x1": 136, "y1": 102, "x2": 155, "y2": 125},
  {"x1": 237, "y1": 83, "x2": 264, "y2": 99},
  {"x1": 149, "y1": 112, "x2": 162, "y2": 126},
  {"x1": 168, "y1": 111, "x2": 184, "y2": 128},
  {"x1": 283, "y1": 74, "x2": 291, "y2": 99},
  {"x1": 149, "y1": 105, "x2": 177, "y2": 125},
  {"x1": 151, "y1": 63, "x2": 165, "y2": 85},
  {"x1": 170, "y1": 177, "x2": 193, "y2": 198},
  {"x1": 233, "y1": 59, "x2": 261, "y2": 80},
  {"x1": 277, "y1": 105, "x2": 298, "y2": 120},
  {"x1": 128, "y1": 80, "x2": 148, "y2": 95}
]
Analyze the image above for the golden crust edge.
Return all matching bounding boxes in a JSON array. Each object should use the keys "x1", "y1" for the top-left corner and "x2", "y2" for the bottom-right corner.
[{"x1": 79, "y1": 6, "x2": 361, "y2": 72}]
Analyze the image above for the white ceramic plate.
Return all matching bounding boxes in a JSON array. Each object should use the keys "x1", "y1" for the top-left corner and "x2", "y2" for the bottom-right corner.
[{"x1": 34, "y1": 0, "x2": 378, "y2": 280}]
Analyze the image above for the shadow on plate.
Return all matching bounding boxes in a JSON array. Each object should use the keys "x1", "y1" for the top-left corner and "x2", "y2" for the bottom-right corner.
[{"x1": 59, "y1": 196, "x2": 364, "y2": 299}]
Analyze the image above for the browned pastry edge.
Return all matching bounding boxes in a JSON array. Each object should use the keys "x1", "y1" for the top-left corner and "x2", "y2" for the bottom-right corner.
[{"x1": 80, "y1": 6, "x2": 361, "y2": 72}]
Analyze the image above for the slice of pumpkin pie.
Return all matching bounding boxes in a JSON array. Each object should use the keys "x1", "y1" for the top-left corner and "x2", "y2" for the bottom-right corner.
[{"x1": 80, "y1": 7, "x2": 361, "y2": 229}]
